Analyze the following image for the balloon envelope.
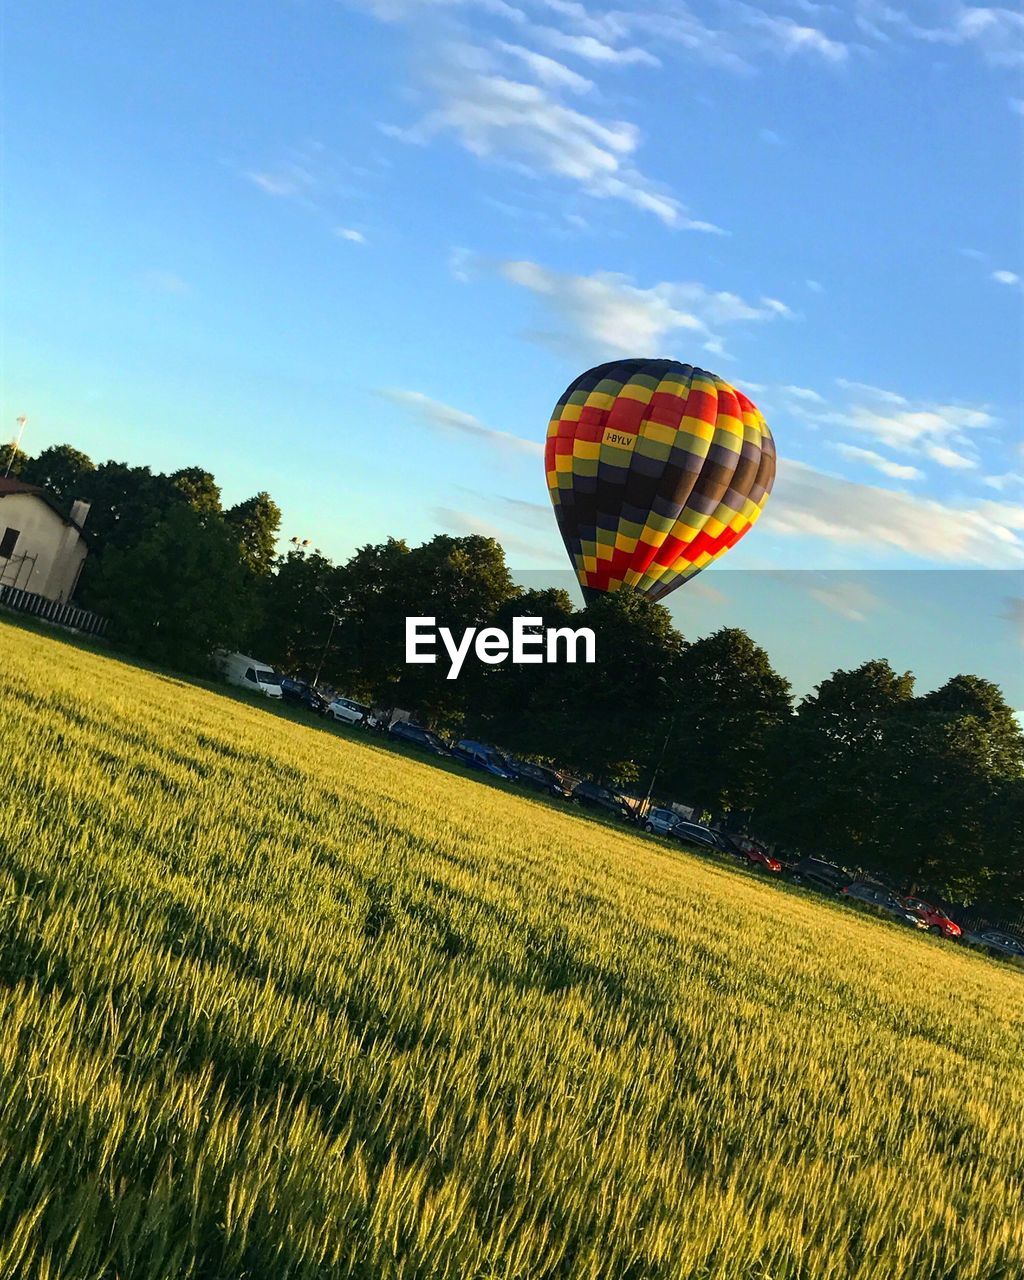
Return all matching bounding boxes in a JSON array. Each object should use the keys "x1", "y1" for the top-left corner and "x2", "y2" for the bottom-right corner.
[{"x1": 545, "y1": 358, "x2": 776, "y2": 602}]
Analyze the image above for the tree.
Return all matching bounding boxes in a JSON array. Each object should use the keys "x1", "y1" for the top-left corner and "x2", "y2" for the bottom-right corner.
[
  {"x1": 21, "y1": 445, "x2": 95, "y2": 506},
  {"x1": 0, "y1": 442, "x2": 27, "y2": 477},
  {"x1": 252, "y1": 546, "x2": 348, "y2": 678},
  {"x1": 73, "y1": 462, "x2": 182, "y2": 558},
  {"x1": 225, "y1": 492, "x2": 281, "y2": 575},
  {"x1": 87, "y1": 504, "x2": 255, "y2": 672},
  {"x1": 664, "y1": 628, "x2": 792, "y2": 816},
  {"x1": 759, "y1": 660, "x2": 915, "y2": 863},
  {"x1": 170, "y1": 467, "x2": 222, "y2": 516},
  {"x1": 514, "y1": 591, "x2": 686, "y2": 784}
]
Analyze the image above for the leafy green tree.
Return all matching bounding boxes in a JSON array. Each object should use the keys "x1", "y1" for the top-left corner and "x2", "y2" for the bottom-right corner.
[
  {"x1": 87, "y1": 504, "x2": 255, "y2": 672},
  {"x1": 664, "y1": 628, "x2": 792, "y2": 815},
  {"x1": 20, "y1": 444, "x2": 95, "y2": 505},
  {"x1": 225, "y1": 492, "x2": 281, "y2": 575},
  {"x1": 518, "y1": 591, "x2": 686, "y2": 784},
  {"x1": 760, "y1": 660, "x2": 915, "y2": 862},
  {"x1": 170, "y1": 467, "x2": 222, "y2": 516},
  {"x1": 0, "y1": 443, "x2": 27, "y2": 477},
  {"x1": 74, "y1": 462, "x2": 182, "y2": 558},
  {"x1": 253, "y1": 546, "x2": 347, "y2": 678}
]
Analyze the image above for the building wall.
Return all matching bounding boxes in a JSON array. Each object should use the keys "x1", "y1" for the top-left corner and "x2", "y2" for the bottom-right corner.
[{"x1": 0, "y1": 494, "x2": 88, "y2": 602}]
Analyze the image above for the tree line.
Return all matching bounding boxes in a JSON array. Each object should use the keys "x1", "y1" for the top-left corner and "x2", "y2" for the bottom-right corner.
[{"x1": 5, "y1": 439, "x2": 1022, "y2": 907}]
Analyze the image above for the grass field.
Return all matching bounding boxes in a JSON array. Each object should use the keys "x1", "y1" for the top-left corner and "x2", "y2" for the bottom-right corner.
[{"x1": 1, "y1": 617, "x2": 1022, "y2": 1280}]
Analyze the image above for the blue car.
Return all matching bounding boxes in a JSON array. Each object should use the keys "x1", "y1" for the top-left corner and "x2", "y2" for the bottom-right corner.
[{"x1": 449, "y1": 739, "x2": 517, "y2": 781}]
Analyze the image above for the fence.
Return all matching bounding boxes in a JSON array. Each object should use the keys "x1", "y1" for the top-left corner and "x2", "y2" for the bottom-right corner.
[{"x1": 0, "y1": 584, "x2": 110, "y2": 639}]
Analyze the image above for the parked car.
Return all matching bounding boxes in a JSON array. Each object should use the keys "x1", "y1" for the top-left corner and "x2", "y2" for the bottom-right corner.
[
  {"x1": 217, "y1": 651, "x2": 282, "y2": 699},
  {"x1": 786, "y1": 857, "x2": 853, "y2": 894},
  {"x1": 328, "y1": 695, "x2": 374, "y2": 726},
  {"x1": 449, "y1": 740, "x2": 518, "y2": 781},
  {"x1": 670, "y1": 820, "x2": 725, "y2": 851},
  {"x1": 510, "y1": 760, "x2": 573, "y2": 798},
  {"x1": 642, "y1": 806, "x2": 683, "y2": 836},
  {"x1": 842, "y1": 882, "x2": 929, "y2": 929},
  {"x1": 388, "y1": 721, "x2": 451, "y2": 756},
  {"x1": 961, "y1": 928, "x2": 1024, "y2": 961},
  {"x1": 715, "y1": 832, "x2": 783, "y2": 874},
  {"x1": 571, "y1": 780, "x2": 632, "y2": 821},
  {"x1": 898, "y1": 896, "x2": 962, "y2": 938},
  {"x1": 280, "y1": 676, "x2": 329, "y2": 714}
]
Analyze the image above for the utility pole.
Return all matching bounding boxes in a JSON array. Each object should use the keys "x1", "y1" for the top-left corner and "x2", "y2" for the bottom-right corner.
[{"x1": 4, "y1": 416, "x2": 28, "y2": 478}]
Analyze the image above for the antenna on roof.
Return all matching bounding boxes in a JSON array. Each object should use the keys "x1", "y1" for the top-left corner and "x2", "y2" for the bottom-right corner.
[{"x1": 3, "y1": 416, "x2": 28, "y2": 479}]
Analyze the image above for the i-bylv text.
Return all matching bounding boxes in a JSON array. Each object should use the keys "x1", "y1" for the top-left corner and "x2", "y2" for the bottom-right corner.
[{"x1": 405, "y1": 617, "x2": 597, "y2": 681}]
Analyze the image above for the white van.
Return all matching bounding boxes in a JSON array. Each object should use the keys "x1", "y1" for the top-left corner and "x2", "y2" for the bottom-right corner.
[{"x1": 217, "y1": 651, "x2": 282, "y2": 699}]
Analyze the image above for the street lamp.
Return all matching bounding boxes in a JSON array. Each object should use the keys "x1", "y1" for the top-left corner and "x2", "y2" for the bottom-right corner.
[{"x1": 643, "y1": 674, "x2": 676, "y2": 811}]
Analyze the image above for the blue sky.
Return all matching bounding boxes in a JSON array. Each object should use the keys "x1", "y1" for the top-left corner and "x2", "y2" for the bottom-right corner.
[{"x1": 3, "y1": 0, "x2": 1023, "y2": 702}]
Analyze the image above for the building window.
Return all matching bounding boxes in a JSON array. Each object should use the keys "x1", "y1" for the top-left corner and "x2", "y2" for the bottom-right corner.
[{"x1": 0, "y1": 527, "x2": 19, "y2": 559}]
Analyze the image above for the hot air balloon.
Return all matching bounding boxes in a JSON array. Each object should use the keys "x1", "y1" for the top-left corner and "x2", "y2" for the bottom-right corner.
[{"x1": 545, "y1": 358, "x2": 776, "y2": 603}]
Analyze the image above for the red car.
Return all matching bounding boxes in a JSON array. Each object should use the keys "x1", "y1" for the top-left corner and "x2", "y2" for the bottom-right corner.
[
  {"x1": 718, "y1": 832, "x2": 783, "y2": 874},
  {"x1": 899, "y1": 895, "x2": 962, "y2": 938}
]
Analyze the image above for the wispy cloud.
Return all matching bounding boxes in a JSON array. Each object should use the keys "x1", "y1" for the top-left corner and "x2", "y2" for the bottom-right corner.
[
  {"x1": 380, "y1": 388, "x2": 542, "y2": 454},
  {"x1": 741, "y1": 10, "x2": 851, "y2": 62},
  {"x1": 766, "y1": 459, "x2": 1024, "y2": 567},
  {"x1": 992, "y1": 268, "x2": 1022, "y2": 286},
  {"x1": 530, "y1": 26, "x2": 660, "y2": 67},
  {"x1": 334, "y1": 227, "x2": 367, "y2": 243},
  {"x1": 432, "y1": 505, "x2": 555, "y2": 561},
  {"x1": 807, "y1": 578, "x2": 883, "y2": 622},
  {"x1": 834, "y1": 443, "x2": 923, "y2": 480},
  {"x1": 856, "y1": 1, "x2": 1024, "y2": 67},
  {"x1": 380, "y1": 45, "x2": 719, "y2": 228},
  {"x1": 498, "y1": 259, "x2": 791, "y2": 357},
  {"x1": 782, "y1": 385, "x2": 826, "y2": 403}
]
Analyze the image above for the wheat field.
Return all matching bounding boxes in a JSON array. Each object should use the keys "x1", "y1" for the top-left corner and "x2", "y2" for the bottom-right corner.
[{"x1": 0, "y1": 617, "x2": 1021, "y2": 1280}]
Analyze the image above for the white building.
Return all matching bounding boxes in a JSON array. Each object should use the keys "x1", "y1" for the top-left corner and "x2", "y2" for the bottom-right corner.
[{"x1": 0, "y1": 477, "x2": 91, "y2": 602}]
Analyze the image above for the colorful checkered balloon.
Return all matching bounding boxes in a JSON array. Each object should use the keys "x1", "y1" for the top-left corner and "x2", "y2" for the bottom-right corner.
[{"x1": 545, "y1": 358, "x2": 776, "y2": 602}]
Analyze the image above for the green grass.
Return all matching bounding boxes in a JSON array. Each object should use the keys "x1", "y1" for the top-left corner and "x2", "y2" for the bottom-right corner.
[{"x1": 1, "y1": 617, "x2": 1022, "y2": 1280}]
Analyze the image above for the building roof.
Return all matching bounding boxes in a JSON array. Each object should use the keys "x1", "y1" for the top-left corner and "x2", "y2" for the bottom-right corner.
[{"x1": 0, "y1": 476, "x2": 88, "y2": 534}]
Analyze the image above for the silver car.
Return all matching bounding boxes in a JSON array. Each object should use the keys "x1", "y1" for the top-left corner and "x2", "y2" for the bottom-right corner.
[
  {"x1": 842, "y1": 882, "x2": 928, "y2": 929},
  {"x1": 642, "y1": 807, "x2": 683, "y2": 836}
]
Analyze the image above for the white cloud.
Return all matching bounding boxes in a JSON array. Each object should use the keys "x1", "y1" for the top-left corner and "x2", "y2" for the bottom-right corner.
[
  {"x1": 834, "y1": 443, "x2": 923, "y2": 480},
  {"x1": 806, "y1": 278, "x2": 825, "y2": 293},
  {"x1": 992, "y1": 268, "x2": 1021, "y2": 285},
  {"x1": 783, "y1": 385, "x2": 826, "y2": 403},
  {"x1": 766, "y1": 459, "x2": 1024, "y2": 566},
  {"x1": 856, "y1": 2, "x2": 1024, "y2": 67},
  {"x1": 742, "y1": 10, "x2": 850, "y2": 61},
  {"x1": 834, "y1": 377, "x2": 908, "y2": 405},
  {"x1": 922, "y1": 440, "x2": 979, "y2": 470},
  {"x1": 382, "y1": 56, "x2": 718, "y2": 228},
  {"x1": 532, "y1": 26, "x2": 660, "y2": 66},
  {"x1": 380, "y1": 388, "x2": 542, "y2": 454},
  {"x1": 245, "y1": 169, "x2": 312, "y2": 198},
  {"x1": 334, "y1": 227, "x2": 367, "y2": 243},
  {"x1": 499, "y1": 260, "x2": 791, "y2": 356},
  {"x1": 496, "y1": 41, "x2": 594, "y2": 90}
]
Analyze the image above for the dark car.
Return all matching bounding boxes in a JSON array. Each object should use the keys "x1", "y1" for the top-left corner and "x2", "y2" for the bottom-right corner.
[
  {"x1": 571, "y1": 780, "x2": 632, "y2": 821},
  {"x1": 510, "y1": 760, "x2": 573, "y2": 798},
  {"x1": 279, "y1": 676, "x2": 329, "y2": 714},
  {"x1": 388, "y1": 721, "x2": 451, "y2": 756},
  {"x1": 672, "y1": 820, "x2": 727, "y2": 851},
  {"x1": 787, "y1": 857, "x2": 853, "y2": 894},
  {"x1": 449, "y1": 740, "x2": 518, "y2": 781}
]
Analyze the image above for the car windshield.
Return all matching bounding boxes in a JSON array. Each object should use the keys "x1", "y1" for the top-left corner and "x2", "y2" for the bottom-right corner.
[{"x1": 257, "y1": 670, "x2": 280, "y2": 685}]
